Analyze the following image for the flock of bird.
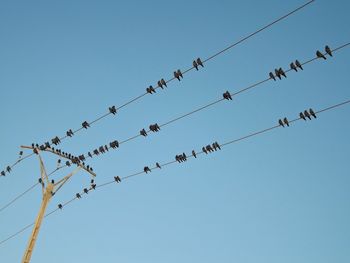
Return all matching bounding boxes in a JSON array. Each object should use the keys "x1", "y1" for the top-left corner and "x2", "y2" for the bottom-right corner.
[
  {"x1": 2, "y1": 1, "x2": 350, "y2": 251},
  {"x1": 0, "y1": 44, "x2": 339, "y2": 180}
]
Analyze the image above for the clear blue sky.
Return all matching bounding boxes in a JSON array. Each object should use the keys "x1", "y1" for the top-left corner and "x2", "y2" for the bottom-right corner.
[{"x1": 1, "y1": 0, "x2": 350, "y2": 262}]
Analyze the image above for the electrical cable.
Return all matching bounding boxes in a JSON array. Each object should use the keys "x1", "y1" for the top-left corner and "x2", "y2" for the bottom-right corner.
[
  {"x1": 2, "y1": 96, "x2": 349, "y2": 246},
  {"x1": 0, "y1": 0, "x2": 315, "y2": 177}
]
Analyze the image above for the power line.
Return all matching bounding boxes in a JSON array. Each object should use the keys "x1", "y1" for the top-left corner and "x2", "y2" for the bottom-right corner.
[
  {"x1": 71, "y1": 42, "x2": 350, "y2": 160},
  {"x1": 0, "y1": 166, "x2": 65, "y2": 214},
  {"x1": 2, "y1": 42, "x2": 348, "y2": 213},
  {"x1": 2, "y1": 96, "x2": 349, "y2": 246},
  {"x1": 0, "y1": 0, "x2": 315, "y2": 177}
]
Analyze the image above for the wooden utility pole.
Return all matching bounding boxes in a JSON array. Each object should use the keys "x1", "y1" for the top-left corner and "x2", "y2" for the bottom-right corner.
[{"x1": 20, "y1": 146, "x2": 95, "y2": 263}]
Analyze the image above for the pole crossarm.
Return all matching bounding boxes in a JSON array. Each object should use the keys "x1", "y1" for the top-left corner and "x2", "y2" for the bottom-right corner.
[
  {"x1": 52, "y1": 167, "x2": 81, "y2": 195},
  {"x1": 21, "y1": 145, "x2": 96, "y2": 177}
]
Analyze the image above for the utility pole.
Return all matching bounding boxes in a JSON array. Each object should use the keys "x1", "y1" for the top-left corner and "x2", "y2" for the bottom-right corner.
[{"x1": 20, "y1": 145, "x2": 95, "y2": 263}]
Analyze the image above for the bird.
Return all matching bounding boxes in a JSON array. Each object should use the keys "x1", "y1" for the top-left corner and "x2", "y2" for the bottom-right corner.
[
  {"x1": 76, "y1": 193, "x2": 81, "y2": 199},
  {"x1": 177, "y1": 69, "x2": 183, "y2": 79},
  {"x1": 197, "y1": 58, "x2": 204, "y2": 68},
  {"x1": 279, "y1": 68, "x2": 287, "y2": 78},
  {"x1": 283, "y1": 117, "x2": 289, "y2": 127},
  {"x1": 214, "y1": 141, "x2": 221, "y2": 150},
  {"x1": 269, "y1": 72, "x2": 276, "y2": 81},
  {"x1": 192, "y1": 150, "x2": 197, "y2": 158},
  {"x1": 174, "y1": 71, "x2": 180, "y2": 81},
  {"x1": 309, "y1": 108, "x2": 317, "y2": 119},
  {"x1": 325, "y1": 45, "x2": 332, "y2": 57},
  {"x1": 157, "y1": 80, "x2": 163, "y2": 89},
  {"x1": 146, "y1": 86, "x2": 154, "y2": 94},
  {"x1": 316, "y1": 50, "x2": 327, "y2": 60},
  {"x1": 161, "y1": 78, "x2": 167, "y2": 87},
  {"x1": 156, "y1": 162, "x2": 161, "y2": 169},
  {"x1": 114, "y1": 176, "x2": 121, "y2": 183},
  {"x1": 295, "y1": 60, "x2": 303, "y2": 70},
  {"x1": 58, "y1": 204, "x2": 63, "y2": 209},
  {"x1": 275, "y1": 69, "x2": 281, "y2": 80},
  {"x1": 299, "y1": 112, "x2": 306, "y2": 121},
  {"x1": 109, "y1": 106, "x2": 117, "y2": 114},
  {"x1": 290, "y1": 62, "x2": 297, "y2": 72},
  {"x1": 82, "y1": 121, "x2": 90, "y2": 129},
  {"x1": 278, "y1": 119, "x2": 284, "y2": 127},
  {"x1": 193, "y1": 60, "x2": 198, "y2": 70},
  {"x1": 83, "y1": 188, "x2": 89, "y2": 194},
  {"x1": 223, "y1": 91, "x2": 232, "y2": 100},
  {"x1": 304, "y1": 110, "x2": 311, "y2": 120},
  {"x1": 202, "y1": 147, "x2": 208, "y2": 154}
]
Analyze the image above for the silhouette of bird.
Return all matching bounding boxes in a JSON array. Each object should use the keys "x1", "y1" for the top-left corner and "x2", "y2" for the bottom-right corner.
[
  {"x1": 290, "y1": 62, "x2": 297, "y2": 72},
  {"x1": 193, "y1": 60, "x2": 198, "y2": 70},
  {"x1": 325, "y1": 45, "x2": 332, "y2": 57},
  {"x1": 174, "y1": 71, "x2": 180, "y2": 81},
  {"x1": 279, "y1": 68, "x2": 287, "y2": 78},
  {"x1": 278, "y1": 119, "x2": 284, "y2": 127},
  {"x1": 304, "y1": 110, "x2": 311, "y2": 120},
  {"x1": 202, "y1": 147, "x2": 208, "y2": 154},
  {"x1": 316, "y1": 50, "x2": 326, "y2": 60},
  {"x1": 295, "y1": 60, "x2": 303, "y2": 70},
  {"x1": 299, "y1": 112, "x2": 306, "y2": 121},
  {"x1": 275, "y1": 69, "x2": 281, "y2": 80},
  {"x1": 156, "y1": 162, "x2": 161, "y2": 169},
  {"x1": 283, "y1": 117, "x2": 289, "y2": 127},
  {"x1": 309, "y1": 108, "x2": 317, "y2": 119},
  {"x1": 177, "y1": 69, "x2": 183, "y2": 79},
  {"x1": 197, "y1": 58, "x2": 204, "y2": 68},
  {"x1": 192, "y1": 150, "x2": 197, "y2": 158},
  {"x1": 161, "y1": 78, "x2": 167, "y2": 87},
  {"x1": 269, "y1": 72, "x2": 276, "y2": 81}
]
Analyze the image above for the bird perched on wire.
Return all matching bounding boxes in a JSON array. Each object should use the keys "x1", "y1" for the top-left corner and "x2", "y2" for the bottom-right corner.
[
  {"x1": 309, "y1": 108, "x2": 317, "y2": 119},
  {"x1": 278, "y1": 119, "x2": 284, "y2": 127},
  {"x1": 146, "y1": 86, "x2": 156, "y2": 94},
  {"x1": 295, "y1": 60, "x2": 303, "y2": 70},
  {"x1": 82, "y1": 121, "x2": 90, "y2": 129},
  {"x1": 275, "y1": 69, "x2": 281, "y2": 80},
  {"x1": 202, "y1": 147, "x2": 208, "y2": 154},
  {"x1": 193, "y1": 60, "x2": 199, "y2": 70},
  {"x1": 279, "y1": 68, "x2": 287, "y2": 78},
  {"x1": 283, "y1": 117, "x2": 289, "y2": 127},
  {"x1": 109, "y1": 106, "x2": 117, "y2": 115},
  {"x1": 223, "y1": 91, "x2": 232, "y2": 100},
  {"x1": 174, "y1": 69, "x2": 183, "y2": 81},
  {"x1": 299, "y1": 112, "x2": 306, "y2": 121},
  {"x1": 316, "y1": 50, "x2": 327, "y2": 60},
  {"x1": 269, "y1": 72, "x2": 276, "y2": 81},
  {"x1": 290, "y1": 62, "x2": 297, "y2": 72},
  {"x1": 192, "y1": 150, "x2": 197, "y2": 158},
  {"x1": 304, "y1": 110, "x2": 311, "y2": 120},
  {"x1": 325, "y1": 45, "x2": 332, "y2": 57}
]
